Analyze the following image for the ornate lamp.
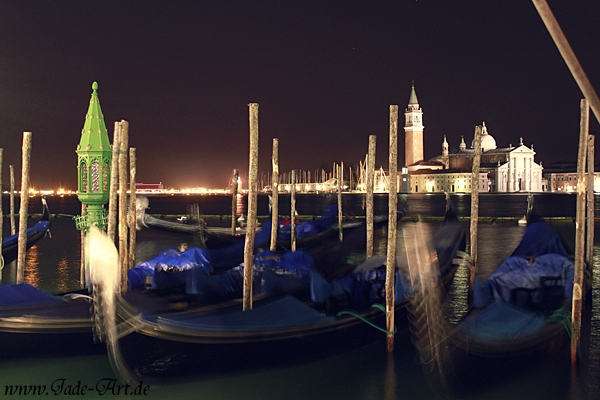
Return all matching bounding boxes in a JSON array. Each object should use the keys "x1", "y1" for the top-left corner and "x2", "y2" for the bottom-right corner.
[{"x1": 74, "y1": 82, "x2": 112, "y2": 231}]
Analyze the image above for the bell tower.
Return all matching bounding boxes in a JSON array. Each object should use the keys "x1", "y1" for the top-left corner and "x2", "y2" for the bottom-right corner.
[{"x1": 404, "y1": 82, "x2": 424, "y2": 167}]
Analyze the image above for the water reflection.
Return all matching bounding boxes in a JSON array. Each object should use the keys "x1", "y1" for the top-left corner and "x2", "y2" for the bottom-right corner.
[
  {"x1": 23, "y1": 245, "x2": 40, "y2": 287},
  {"x1": 53, "y1": 257, "x2": 71, "y2": 293}
]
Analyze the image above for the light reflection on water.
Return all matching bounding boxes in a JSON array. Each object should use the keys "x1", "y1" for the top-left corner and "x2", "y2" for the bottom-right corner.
[{"x1": 23, "y1": 246, "x2": 40, "y2": 288}]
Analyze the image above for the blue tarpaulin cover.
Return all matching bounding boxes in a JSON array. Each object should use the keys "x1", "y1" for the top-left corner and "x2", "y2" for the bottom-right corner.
[
  {"x1": 473, "y1": 221, "x2": 574, "y2": 308},
  {"x1": 185, "y1": 249, "x2": 316, "y2": 303},
  {"x1": 310, "y1": 220, "x2": 467, "y2": 307},
  {"x1": 1, "y1": 221, "x2": 50, "y2": 248},
  {"x1": 279, "y1": 205, "x2": 337, "y2": 241},
  {"x1": 0, "y1": 283, "x2": 59, "y2": 306},
  {"x1": 127, "y1": 220, "x2": 274, "y2": 289}
]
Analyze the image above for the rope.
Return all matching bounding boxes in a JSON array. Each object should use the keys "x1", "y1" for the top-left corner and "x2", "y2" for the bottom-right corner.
[
  {"x1": 549, "y1": 307, "x2": 574, "y2": 338},
  {"x1": 336, "y1": 303, "x2": 397, "y2": 335}
]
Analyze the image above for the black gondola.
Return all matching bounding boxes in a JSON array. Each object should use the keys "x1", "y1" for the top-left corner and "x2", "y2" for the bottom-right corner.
[
  {"x1": 408, "y1": 195, "x2": 576, "y2": 395},
  {"x1": 90, "y1": 201, "x2": 467, "y2": 381},
  {"x1": 1, "y1": 198, "x2": 51, "y2": 266}
]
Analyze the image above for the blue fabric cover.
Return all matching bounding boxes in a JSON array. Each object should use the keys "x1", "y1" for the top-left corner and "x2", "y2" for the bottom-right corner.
[
  {"x1": 510, "y1": 221, "x2": 569, "y2": 258},
  {"x1": 128, "y1": 220, "x2": 274, "y2": 289},
  {"x1": 2, "y1": 221, "x2": 50, "y2": 248},
  {"x1": 127, "y1": 264, "x2": 154, "y2": 289},
  {"x1": 482, "y1": 253, "x2": 574, "y2": 305},
  {"x1": 184, "y1": 249, "x2": 316, "y2": 303},
  {"x1": 310, "y1": 261, "x2": 410, "y2": 307},
  {"x1": 0, "y1": 283, "x2": 60, "y2": 306},
  {"x1": 310, "y1": 219, "x2": 466, "y2": 307},
  {"x1": 279, "y1": 205, "x2": 337, "y2": 241},
  {"x1": 474, "y1": 221, "x2": 574, "y2": 308}
]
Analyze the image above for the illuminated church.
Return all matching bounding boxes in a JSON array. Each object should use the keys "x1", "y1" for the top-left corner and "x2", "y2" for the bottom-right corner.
[{"x1": 403, "y1": 84, "x2": 544, "y2": 193}]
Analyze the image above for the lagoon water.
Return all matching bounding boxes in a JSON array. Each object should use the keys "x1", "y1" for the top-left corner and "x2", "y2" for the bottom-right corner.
[{"x1": 1, "y1": 193, "x2": 599, "y2": 399}]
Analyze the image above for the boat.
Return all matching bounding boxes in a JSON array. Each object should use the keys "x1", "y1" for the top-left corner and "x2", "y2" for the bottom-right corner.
[
  {"x1": 407, "y1": 197, "x2": 575, "y2": 395},
  {"x1": 136, "y1": 195, "x2": 379, "y2": 251},
  {"x1": 0, "y1": 212, "x2": 370, "y2": 359},
  {"x1": 1, "y1": 198, "x2": 51, "y2": 266},
  {"x1": 89, "y1": 199, "x2": 467, "y2": 381}
]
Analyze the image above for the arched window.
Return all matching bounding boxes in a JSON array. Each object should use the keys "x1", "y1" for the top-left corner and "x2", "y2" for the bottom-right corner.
[
  {"x1": 91, "y1": 160, "x2": 100, "y2": 192},
  {"x1": 81, "y1": 162, "x2": 88, "y2": 193}
]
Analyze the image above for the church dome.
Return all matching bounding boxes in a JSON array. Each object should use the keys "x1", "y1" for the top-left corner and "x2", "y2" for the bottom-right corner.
[{"x1": 471, "y1": 122, "x2": 497, "y2": 152}]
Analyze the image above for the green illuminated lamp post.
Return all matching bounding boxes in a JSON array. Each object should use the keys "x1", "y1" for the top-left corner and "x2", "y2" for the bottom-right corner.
[{"x1": 74, "y1": 82, "x2": 112, "y2": 231}]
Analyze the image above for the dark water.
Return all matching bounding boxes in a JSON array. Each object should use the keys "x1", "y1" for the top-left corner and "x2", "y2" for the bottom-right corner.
[
  {"x1": 1, "y1": 194, "x2": 599, "y2": 399},
  {"x1": 7, "y1": 192, "x2": 588, "y2": 218}
]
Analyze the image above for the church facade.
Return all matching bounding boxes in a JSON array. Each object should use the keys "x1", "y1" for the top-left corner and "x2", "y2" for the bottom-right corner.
[{"x1": 403, "y1": 85, "x2": 544, "y2": 193}]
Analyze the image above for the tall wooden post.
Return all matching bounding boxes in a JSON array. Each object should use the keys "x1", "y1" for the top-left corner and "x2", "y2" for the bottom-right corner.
[
  {"x1": 572, "y1": 98, "x2": 589, "y2": 365},
  {"x1": 270, "y1": 139, "x2": 279, "y2": 251},
  {"x1": 385, "y1": 105, "x2": 398, "y2": 352},
  {"x1": 231, "y1": 169, "x2": 239, "y2": 235},
  {"x1": 0, "y1": 148, "x2": 3, "y2": 278},
  {"x1": 532, "y1": 0, "x2": 600, "y2": 127},
  {"x1": 9, "y1": 165, "x2": 16, "y2": 235},
  {"x1": 586, "y1": 134, "x2": 595, "y2": 283},
  {"x1": 128, "y1": 148, "x2": 137, "y2": 270},
  {"x1": 366, "y1": 135, "x2": 376, "y2": 258},
  {"x1": 469, "y1": 125, "x2": 483, "y2": 299},
  {"x1": 338, "y1": 162, "x2": 343, "y2": 242},
  {"x1": 118, "y1": 120, "x2": 129, "y2": 294},
  {"x1": 107, "y1": 122, "x2": 121, "y2": 242},
  {"x1": 291, "y1": 170, "x2": 297, "y2": 252},
  {"x1": 243, "y1": 103, "x2": 259, "y2": 311},
  {"x1": 17, "y1": 132, "x2": 32, "y2": 284}
]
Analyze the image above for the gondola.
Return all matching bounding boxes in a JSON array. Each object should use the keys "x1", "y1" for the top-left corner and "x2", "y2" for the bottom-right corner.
[
  {"x1": 408, "y1": 196, "x2": 575, "y2": 395},
  {"x1": 0, "y1": 214, "x2": 372, "y2": 359},
  {"x1": 89, "y1": 199, "x2": 467, "y2": 381},
  {"x1": 136, "y1": 195, "x2": 374, "y2": 251},
  {"x1": 1, "y1": 197, "x2": 51, "y2": 266}
]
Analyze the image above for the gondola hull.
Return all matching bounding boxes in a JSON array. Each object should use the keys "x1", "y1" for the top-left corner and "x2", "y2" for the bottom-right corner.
[
  {"x1": 1, "y1": 198, "x2": 51, "y2": 265},
  {"x1": 117, "y1": 296, "x2": 413, "y2": 379}
]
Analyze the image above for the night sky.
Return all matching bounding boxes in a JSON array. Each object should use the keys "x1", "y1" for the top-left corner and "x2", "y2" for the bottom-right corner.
[{"x1": 1, "y1": 0, "x2": 599, "y2": 190}]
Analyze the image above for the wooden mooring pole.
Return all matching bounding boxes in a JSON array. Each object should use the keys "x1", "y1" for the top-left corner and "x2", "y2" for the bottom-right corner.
[
  {"x1": 366, "y1": 135, "x2": 376, "y2": 258},
  {"x1": 243, "y1": 103, "x2": 259, "y2": 311},
  {"x1": 107, "y1": 122, "x2": 121, "y2": 242},
  {"x1": 468, "y1": 125, "x2": 482, "y2": 302},
  {"x1": 270, "y1": 139, "x2": 279, "y2": 252},
  {"x1": 385, "y1": 105, "x2": 398, "y2": 352},
  {"x1": 572, "y1": 98, "x2": 589, "y2": 365},
  {"x1": 9, "y1": 165, "x2": 16, "y2": 235},
  {"x1": 118, "y1": 120, "x2": 129, "y2": 294},
  {"x1": 128, "y1": 148, "x2": 137, "y2": 270},
  {"x1": 291, "y1": 170, "x2": 297, "y2": 252},
  {"x1": 586, "y1": 134, "x2": 595, "y2": 286},
  {"x1": 0, "y1": 148, "x2": 3, "y2": 278},
  {"x1": 231, "y1": 169, "x2": 239, "y2": 235},
  {"x1": 338, "y1": 162, "x2": 343, "y2": 242},
  {"x1": 532, "y1": 0, "x2": 600, "y2": 127},
  {"x1": 16, "y1": 132, "x2": 32, "y2": 284}
]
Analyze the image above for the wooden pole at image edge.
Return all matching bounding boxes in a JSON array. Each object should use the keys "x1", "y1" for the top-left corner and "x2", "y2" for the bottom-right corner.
[
  {"x1": 532, "y1": 0, "x2": 600, "y2": 126},
  {"x1": 572, "y1": 99, "x2": 589, "y2": 365}
]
